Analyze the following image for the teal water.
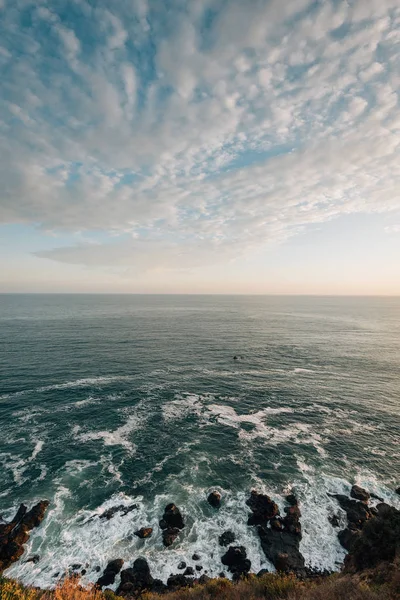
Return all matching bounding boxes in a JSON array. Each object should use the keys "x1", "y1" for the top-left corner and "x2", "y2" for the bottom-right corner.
[{"x1": 1, "y1": 295, "x2": 399, "y2": 586}]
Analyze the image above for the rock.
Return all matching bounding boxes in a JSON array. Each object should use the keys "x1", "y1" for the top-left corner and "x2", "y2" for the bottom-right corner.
[
  {"x1": 134, "y1": 527, "x2": 153, "y2": 539},
  {"x1": 370, "y1": 493, "x2": 384, "y2": 502},
  {"x1": 97, "y1": 559, "x2": 124, "y2": 588},
  {"x1": 195, "y1": 565, "x2": 203, "y2": 571},
  {"x1": 22, "y1": 501, "x2": 49, "y2": 530},
  {"x1": 350, "y1": 485, "x2": 370, "y2": 503},
  {"x1": 286, "y1": 494, "x2": 298, "y2": 506},
  {"x1": 183, "y1": 566, "x2": 194, "y2": 576},
  {"x1": 233, "y1": 356, "x2": 238, "y2": 360},
  {"x1": 25, "y1": 554, "x2": 40, "y2": 564},
  {"x1": 160, "y1": 504, "x2": 184, "y2": 548},
  {"x1": 221, "y1": 546, "x2": 251, "y2": 579},
  {"x1": 328, "y1": 514, "x2": 340, "y2": 528},
  {"x1": 161, "y1": 504, "x2": 184, "y2": 529},
  {"x1": 177, "y1": 561, "x2": 186, "y2": 570},
  {"x1": 283, "y1": 505, "x2": 302, "y2": 538},
  {"x1": 117, "y1": 558, "x2": 153, "y2": 595},
  {"x1": 162, "y1": 527, "x2": 181, "y2": 547},
  {"x1": 152, "y1": 579, "x2": 167, "y2": 594},
  {"x1": 257, "y1": 527, "x2": 305, "y2": 575},
  {"x1": 344, "y1": 503, "x2": 400, "y2": 572},
  {"x1": 246, "y1": 490, "x2": 279, "y2": 525},
  {"x1": 219, "y1": 572, "x2": 226, "y2": 578},
  {"x1": 330, "y1": 494, "x2": 373, "y2": 529},
  {"x1": 207, "y1": 491, "x2": 221, "y2": 508},
  {"x1": 167, "y1": 574, "x2": 193, "y2": 590},
  {"x1": 219, "y1": 530, "x2": 236, "y2": 546},
  {"x1": 271, "y1": 518, "x2": 283, "y2": 531},
  {"x1": 395, "y1": 487, "x2": 400, "y2": 496},
  {"x1": 81, "y1": 569, "x2": 87, "y2": 575},
  {"x1": 198, "y1": 574, "x2": 211, "y2": 584},
  {"x1": 70, "y1": 564, "x2": 82, "y2": 571},
  {"x1": 0, "y1": 501, "x2": 49, "y2": 573},
  {"x1": 338, "y1": 527, "x2": 360, "y2": 551},
  {"x1": 98, "y1": 504, "x2": 138, "y2": 521},
  {"x1": 192, "y1": 553, "x2": 200, "y2": 561}
]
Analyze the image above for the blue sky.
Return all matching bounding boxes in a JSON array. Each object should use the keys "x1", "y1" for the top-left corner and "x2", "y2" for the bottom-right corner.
[{"x1": 1, "y1": 0, "x2": 400, "y2": 293}]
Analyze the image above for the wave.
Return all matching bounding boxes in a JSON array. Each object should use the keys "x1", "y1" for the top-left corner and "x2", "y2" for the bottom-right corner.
[{"x1": 5, "y1": 473, "x2": 400, "y2": 590}]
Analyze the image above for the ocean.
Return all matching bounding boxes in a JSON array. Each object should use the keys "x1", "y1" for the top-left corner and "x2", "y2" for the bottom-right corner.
[{"x1": 0, "y1": 294, "x2": 399, "y2": 588}]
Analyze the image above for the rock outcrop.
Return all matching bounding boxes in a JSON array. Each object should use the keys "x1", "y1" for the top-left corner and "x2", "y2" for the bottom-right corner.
[
  {"x1": 117, "y1": 558, "x2": 163, "y2": 595},
  {"x1": 0, "y1": 501, "x2": 49, "y2": 573},
  {"x1": 207, "y1": 491, "x2": 221, "y2": 508},
  {"x1": 246, "y1": 490, "x2": 279, "y2": 525},
  {"x1": 134, "y1": 527, "x2": 153, "y2": 539},
  {"x1": 247, "y1": 491, "x2": 305, "y2": 575},
  {"x1": 159, "y1": 504, "x2": 184, "y2": 547},
  {"x1": 344, "y1": 502, "x2": 400, "y2": 572},
  {"x1": 96, "y1": 559, "x2": 124, "y2": 588},
  {"x1": 221, "y1": 546, "x2": 251, "y2": 580}
]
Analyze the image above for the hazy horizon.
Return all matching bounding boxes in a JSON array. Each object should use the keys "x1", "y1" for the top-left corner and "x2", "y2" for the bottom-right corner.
[{"x1": 1, "y1": 0, "x2": 400, "y2": 294}]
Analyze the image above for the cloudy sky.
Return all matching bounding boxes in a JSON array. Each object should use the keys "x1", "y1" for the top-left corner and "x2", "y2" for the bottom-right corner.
[{"x1": 1, "y1": 0, "x2": 400, "y2": 294}]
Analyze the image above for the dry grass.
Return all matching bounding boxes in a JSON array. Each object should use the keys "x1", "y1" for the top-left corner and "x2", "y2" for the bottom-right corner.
[{"x1": 1, "y1": 566, "x2": 399, "y2": 600}]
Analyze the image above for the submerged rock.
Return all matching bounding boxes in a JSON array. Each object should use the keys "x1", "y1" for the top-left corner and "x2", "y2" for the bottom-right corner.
[
  {"x1": 221, "y1": 546, "x2": 251, "y2": 580},
  {"x1": 0, "y1": 501, "x2": 49, "y2": 573},
  {"x1": 246, "y1": 490, "x2": 279, "y2": 525},
  {"x1": 219, "y1": 530, "x2": 236, "y2": 546},
  {"x1": 98, "y1": 504, "x2": 138, "y2": 521},
  {"x1": 207, "y1": 491, "x2": 221, "y2": 508}
]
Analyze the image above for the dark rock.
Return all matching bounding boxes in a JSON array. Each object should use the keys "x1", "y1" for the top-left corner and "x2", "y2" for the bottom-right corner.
[
  {"x1": 152, "y1": 579, "x2": 167, "y2": 594},
  {"x1": 338, "y1": 527, "x2": 360, "y2": 551},
  {"x1": 117, "y1": 558, "x2": 153, "y2": 595},
  {"x1": 350, "y1": 485, "x2": 370, "y2": 503},
  {"x1": 219, "y1": 572, "x2": 226, "y2": 577},
  {"x1": 134, "y1": 527, "x2": 153, "y2": 539},
  {"x1": 22, "y1": 501, "x2": 49, "y2": 530},
  {"x1": 344, "y1": 503, "x2": 400, "y2": 572},
  {"x1": 195, "y1": 565, "x2": 203, "y2": 572},
  {"x1": 257, "y1": 527, "x2": 305, "y2": 575},
  {"x1": 330, "y1": 494, "x2": 373, "y2": 529},
  {"x1": 25, "y1": 554, "x2": 40, "y2": 564},
  {"x1": 0, "y1": 502, "x2": 49, "y2": 574},
  {"x1": 271, "y1": 518, "x2": 283, "y2": 531},
  {"x1": 221, "y1": 546, "x2": 251, "y2": 578},
  {"x1": 370, "y1": 493, "x2": 384, "y2": 502},
  {"x1": 192, "y1": 553, "x2": 200, "y2": 561},
  {"x1": 233, "y1": 356, "x2": 238, "y2": 360},
  {"x1": 198, "y1": 574, "x2": 211, "y2": 584},
  {"x1": 219, "y1": 530, "x2": 236, "y2": 546},
  {"x1": 97, "y1": 558, "x2": 124, "y2": 588},
  {"x1": 167, "y1": 574, "x2": 192, "y2": 590},
  {"x1": 177, "y1": 561, "x2": 186, "y2": 570},
  {"x1": 328, "y1": 514, "x2": 340, "y2": 528},
  {"x1": 162, "y1": 527, "x2": 181, "y2": 547},
  {"x1": 81, "y1": 569, "x2": 87, "y2": 575},
  {"x1": 71, "y1": 564, "x2": 82, "y2": 571},
  {"x1": 395, "y1": 487, "x2": 400, "y2": 496},
  {"x1": 246, "y1": 490, "x2": 279, "y2": 525},
  {"x1": 282, "y1": 505, "x2": 302, "y2": 538},
  {"x1": 207, "y1": 491, "x2": 221, "y2": 508},
  {"x1": 183, "y1": 566, "x2": 194, "y2": 576},
  {"x1": 98, "y1": 504, "x2": 138, "y2": 521},
  {"x1": 161, "y1": 504, "x2": 185, "y2": 530},
  {"x1": 94, "y1": 566, "x2": 101, "y2": 572},
  {"x1": 286, "y1": 494, "x2": 298, "y2": 506}
]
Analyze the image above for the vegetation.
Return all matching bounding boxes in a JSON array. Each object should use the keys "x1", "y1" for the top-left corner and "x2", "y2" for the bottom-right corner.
[{"x1": 1, "y1": 562, "x2": 399, "y2": 600}]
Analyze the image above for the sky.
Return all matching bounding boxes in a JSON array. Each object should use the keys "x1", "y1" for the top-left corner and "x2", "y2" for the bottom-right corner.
[{"x1": 1, "y1": 0, "x2": 400, "y2": 294}]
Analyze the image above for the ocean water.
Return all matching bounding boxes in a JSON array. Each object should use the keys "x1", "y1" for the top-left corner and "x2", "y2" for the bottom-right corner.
[{"x1": 1, "y1": 294, "x2": 399, "y2": 588}]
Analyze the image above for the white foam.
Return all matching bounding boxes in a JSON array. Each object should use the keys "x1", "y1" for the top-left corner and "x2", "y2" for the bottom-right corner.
[{"x1": 74, "y1": 414, "x2": 140, "y2": 454}]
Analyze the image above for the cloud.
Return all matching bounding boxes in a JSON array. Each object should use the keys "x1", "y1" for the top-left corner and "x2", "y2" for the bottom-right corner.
[{"x1": 1, "y1": 0, "x2": 400, "y2": 271}]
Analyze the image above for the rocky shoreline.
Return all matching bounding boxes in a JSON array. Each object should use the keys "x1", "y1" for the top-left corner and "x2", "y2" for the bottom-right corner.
[{"x1": 1, "y1": 485, "x2": 399, "y2": 596}]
